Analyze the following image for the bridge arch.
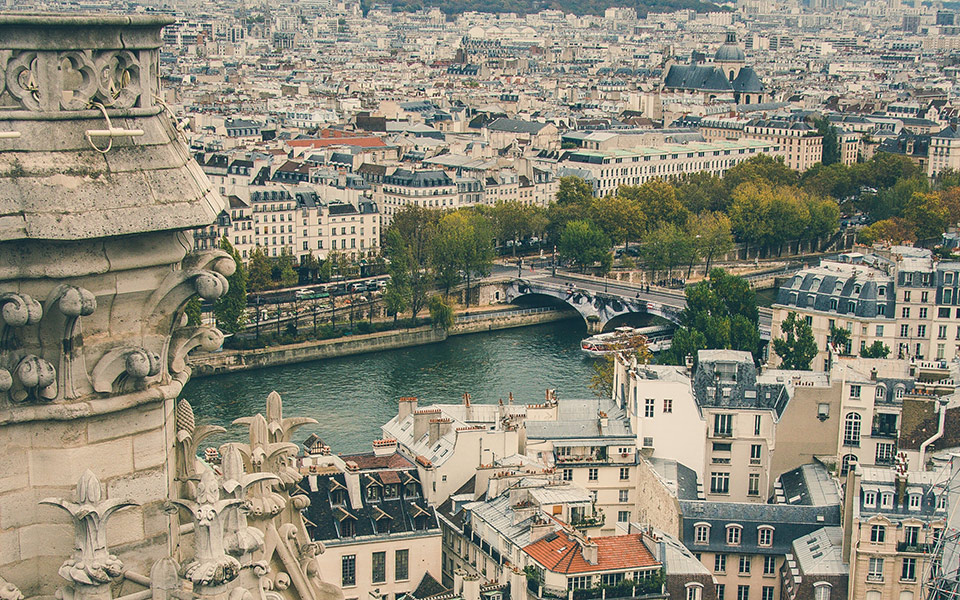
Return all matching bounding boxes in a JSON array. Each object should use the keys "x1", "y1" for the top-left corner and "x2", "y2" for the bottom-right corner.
[{"x1": 506, "y1": 279, "x2": 684, "y2": 332}]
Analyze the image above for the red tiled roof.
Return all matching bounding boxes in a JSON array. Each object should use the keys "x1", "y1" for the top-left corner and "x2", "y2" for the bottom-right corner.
[
  {"x1": 380, "y1": 470, "x2": 402, "y2": 485},
  {"x1": 523, "y1": 532, "x2": 659, "y2": 574},
  {"x1": 287, "y1": 137, "x2": 386, "y2": 148},
  {"x1": 339, "y1": 451, "x2": 414, "y2": 470}
]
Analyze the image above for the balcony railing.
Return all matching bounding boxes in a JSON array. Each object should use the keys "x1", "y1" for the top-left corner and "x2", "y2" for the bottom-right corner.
[
  {"x1": 572, "y1": 514, "x2": 605, "y2": 529},
  {"x1": 842, "y1": 439, "x2": 861, "y2": 448},
  {"x1": 897, "y1": 542, "x2": 934, "y2": 553},
  {"x1": 866, "y1": 575, "x2": 884, "y2": 583},
  {"x1": 871, "y1": 428, "x2": 898, "y2": 439}
]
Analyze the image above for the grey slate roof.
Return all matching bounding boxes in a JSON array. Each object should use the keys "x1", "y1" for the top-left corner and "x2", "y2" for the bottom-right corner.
[
  {"x1": 693, "y1": 350, "x2": 790, "y2": 416},
  {"x1": 486, "y1": 118, "x2": 550, "y2": 134},
  {"x1": 732, "y1": 68, "x2": 765, "y2": 93},
  {"x1": 679, "y1": 501, "x2": 841, "y2": 556},
  {"x1": 663, "y1": 65, "x2": 734, "y2": 92}
]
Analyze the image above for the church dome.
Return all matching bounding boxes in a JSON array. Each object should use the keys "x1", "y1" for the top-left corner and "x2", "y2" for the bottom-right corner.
[{"x1": 715, "y1": 32, "x2": 745, "y2": 63}]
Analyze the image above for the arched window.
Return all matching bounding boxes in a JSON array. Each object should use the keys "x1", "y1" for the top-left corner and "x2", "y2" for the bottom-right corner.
[
  {"x1": 841, "y1": 453, "x2": 856, "y2": 475},
  {"x1": 729, "y1": 70, "x2": 735, "y2": 81},
  {"x1": 876, "y1": 386, "x2": 885, "y2": 399},
  {"x1": 695, "y1": 523, "x2": 711, "y2": 544},
  {"x1": 726, "y1": 524, "x2": 743, "y2": 545},
  {"x1": 814, "y1": 583, "x2": 832, "y2": 600},
  {"x1": 758, "y1": 526, "x2": 774, "y2": 547},
  {"x1": 844, "y1": 413, "x2": 861, "y2": 446},
  {"x1": 686, "y1": 583, "x2": 703, "y2": 600}
]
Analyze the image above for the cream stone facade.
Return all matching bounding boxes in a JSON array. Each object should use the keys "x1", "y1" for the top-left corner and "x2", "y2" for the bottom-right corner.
[{"x1": 0, "y1": 15, "x2": 342, "y2": 600}]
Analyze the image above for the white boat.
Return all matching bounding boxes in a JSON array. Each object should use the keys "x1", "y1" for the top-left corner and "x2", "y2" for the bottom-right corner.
[{"x1": 580, "y1": 325, "x2": 673, "y2": 356}]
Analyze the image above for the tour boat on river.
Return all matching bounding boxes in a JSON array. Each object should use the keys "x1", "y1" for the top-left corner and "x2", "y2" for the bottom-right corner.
[{"x1": 580, "y1": 325, "x2": 673, "y2": 356}]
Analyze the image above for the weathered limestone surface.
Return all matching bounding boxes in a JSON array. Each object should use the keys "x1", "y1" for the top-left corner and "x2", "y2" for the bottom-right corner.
[{"x1": 0, "y1": 14, "x2": 227, "y2": 597}]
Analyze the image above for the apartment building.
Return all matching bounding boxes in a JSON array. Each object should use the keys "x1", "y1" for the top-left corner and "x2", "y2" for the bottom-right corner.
[
  {"x1": 927, "y1": 125, "x2": 960, "y2": 178},
  {"x1": 613, "y1": 350, "x2": 787, "y2": 503},
  {"x1": 250, "y1": 186, "x2": 379, "y2": 261},
  {"x1": 699, "y1": 117, "x2": 823, "y2": 172},
  {"x1": 375, "y1": 169, "x2": 460, "y2": 226},
  {"x1": 842, "y1": 463, "x2": 948, "y2": 600},
  {"x1": 773, "y1": 248, "x2": 960, "y2": 368},
  {"x1": 298, "y1": 441, "x2": 442, "y2": 600},
  {"x1": 561, "y1": 140, "x2": 784, "y2": 197},
  {"x1": 525, "y1": 397, "x2": 642, "y2": 536}
]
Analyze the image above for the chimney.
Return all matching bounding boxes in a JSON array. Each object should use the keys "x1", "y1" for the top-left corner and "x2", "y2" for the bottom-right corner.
[
  {"x1": 373, "y1": 438, "x2": 398, "y2": 457},
  {"x1": 870, "y1": 367, "x2": 878, "y2": 381},
  {"x1": 414, "y1": 408, "x2": 440, "y2": 442},
  {"x1": 399, "y1": 396, "x2": 418, "y2": 421},
  {"x1": 462, "y1": 574, "x2": 481, "y2": 600},
  {"x1": 454, "y1": 570, "x2": 464, "y2": 595},
  {"x1": 685, "y1": 354, "x2": 694, "y2": 373},
  {"x1": 429, "y1": 418, "x2": 442, "y2": 446},
  {"x1": 582, "y1": 539, "x2": 599, "y2": 565},
  {"x1": 841, "y1": 459, "x2": 860, "y2": 564},
  {"x1": 510, "y1": 568, "x2": 527, "y2": 600}
]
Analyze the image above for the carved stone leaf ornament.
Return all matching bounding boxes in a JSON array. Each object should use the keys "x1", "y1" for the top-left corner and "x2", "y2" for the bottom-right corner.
[{"x1": 39, "y1": 470, "x2": 137, "y2": 591}]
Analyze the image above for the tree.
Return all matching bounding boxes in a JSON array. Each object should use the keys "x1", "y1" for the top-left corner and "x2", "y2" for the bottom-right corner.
[
  {"x1": 387, "y1": 206, "x2": 440, "y2": 323},
  {"x1": 773, "y1": 312, "x2": 818, "y2": 370},
  {"x1": 723, "y1": 154, "x2": 799, "y2": 192},
  {"x1": 429, "y1": 295, "x2": 454, "y2": 330},
  {"x1": 858, "y1": 217, "x2": 916, "y2": 245},
  {"x1": 728, "y1": 181, "x2": 776, "y2": 248},
  {"x1": 861, "y1": 341, "x2": 891, "y2": 359},
  {"x1": 829, "y1": 324, "x2": 851, "y2": 355},
  {"x1": 801, "y1": 162, "x2": 853, "y2": 200},
  {"x1": 213, "y1": 237, "x2": 248, "y2": 333},
  {"x1": 692, "y1": 212, "x2": 733, "y2": 274},
  {"x1": 548, "y1": 177, "x2": 594, "y2": 239},
  {"x1": 589, "y1": 194, "x2": 645, "y2": 249},
  {"x1": 558, "y1": 220, "x2": 610, "y2": 272},
  {"x1": 588, "y1": 337, "x2": 652, "y2": 398},
  {"x1": 814, "y1": 117, "x2": 840, "y2": 166},
  {"x1": 676, "y1": 171, "x2": 728, "y2": 214},
  {"x1": 640, "y1": 223, "x2": 696, "y2": 282},
  {"x1": 185, "y1": 297, "x2": 203, "y2": 326},
  {"x1": 903, "y1": 191, "x2": 949, "y2": 241},
  {"x1": 432, "y1": 210, "x2": 494, "y2": 306},
  {"x1": 661, "y1": 268, "x2": 761, "y2": 364},
  {"x1": 277, "y1": 248, "x2": 299, "y2": 288},
  {"x1": 620, "y1": 179, "x2": 689, "y2": 230},
  {"x1": 299, "y1": 252, "x2": 320, "y2": 283},
  {"x1": 247, "y1": 247, "x2": 272, "y2": 292}
]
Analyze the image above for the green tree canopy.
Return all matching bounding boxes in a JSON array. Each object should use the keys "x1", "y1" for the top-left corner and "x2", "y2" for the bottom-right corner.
[
  {"x1": 773, "y1": 311, "x2": 818, "y2": 370},
  {"x1": 429, "y1": 294, "x2": 454, "y2": 330},
  {"x1": 662, "y1": 268, "x2": 760, "y2": 364},
  {"x1": 814, "y1": 117, "x2": 840, "y2": 166},
  {"x1": 590, "y1": 193, "x2": 645, "y2": 248},
  {"x1": 247, "y1": 247, "x2": 272, "y2": 292},
  {"x1": 861, "y1": 341, "x2": 891, "y2": 359},
  {"x1": 558, "y1": 220, "x2": 611, "y2": 272},
  {"x1": 723, "y1": 154, "x2": 799, "y2": 192}
]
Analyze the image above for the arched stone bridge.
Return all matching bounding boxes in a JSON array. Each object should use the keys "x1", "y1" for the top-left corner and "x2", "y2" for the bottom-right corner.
[
  {"x1": 503, "y1": 275, "x2": 773, "y2": 337},
  {"x1": 504, "y1": 278, "x2": 685, "y2": 332}
]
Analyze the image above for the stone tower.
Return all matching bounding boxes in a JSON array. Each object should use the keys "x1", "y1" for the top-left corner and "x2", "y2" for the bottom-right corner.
[{"x1": 0, "y1": 14, "x2": 230, "y2": 595}]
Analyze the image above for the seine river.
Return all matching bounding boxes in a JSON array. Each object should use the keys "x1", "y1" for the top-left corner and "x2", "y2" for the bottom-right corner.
[{"x1": 182, "y1": 319, "x2": 600, "y2": 453}]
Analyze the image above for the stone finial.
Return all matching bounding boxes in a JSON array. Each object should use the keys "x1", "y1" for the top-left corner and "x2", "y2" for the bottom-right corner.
[
  {"x1": 176, "y1": 399, "x2": 227, "y2": 498},
  {"x1": 166, "y1": 469, "x2": 243, "y2": 590},
  {"x1": 220, "y1": 443, "x2": 280, "y2": 565},
  {"x1": 39, "y1": 470, "x2": 137, "y2": 596},
  {"x1": 234, "y1": 391, "x2": 316, "y2": 489},
  {"x1": 0, "y1": 576, "x2": 23, "y2": 600},
  {"x1": 149, "y1": 557, "x2": 181, "y2": 600}
]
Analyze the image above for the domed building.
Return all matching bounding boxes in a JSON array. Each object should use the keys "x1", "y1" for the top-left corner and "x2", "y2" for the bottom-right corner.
[{"x1": 662, "y1": 32, "x2": 767, "y2": 105}]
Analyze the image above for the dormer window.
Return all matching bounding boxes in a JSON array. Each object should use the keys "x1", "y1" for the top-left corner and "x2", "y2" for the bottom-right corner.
[
  {"x1": 909, "y1": 494, "x2": 921, "y2": 510},
  {"x1": 726, "y1": 524, "x2": 742, "y2": 545},
  {"x1": 758, "y1": 526, "x2": 774, "y2": 547},
  {"x1": 695, "y1": 523, "x2": 711, "y2": 544},
  {"x1": 366, "y1": 484, "x2": 382, "y2": 502},
  {"x1": 938, "y1": 494, "x2": 948, "y2": 511},
  {"x1": 864, "y1": 491, "x2": 877, "y2": 507},
  {"x1": 384, "y1": 484, "x2": 399, "y2": 499},
  {"x1": 881, "y1": 492, "x2": 893, "y2": 509}
]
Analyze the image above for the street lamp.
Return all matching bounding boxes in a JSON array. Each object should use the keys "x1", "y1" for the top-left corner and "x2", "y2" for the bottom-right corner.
[{"x1": 552, "y1": 245, "x2": 556, "y2": 277}]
